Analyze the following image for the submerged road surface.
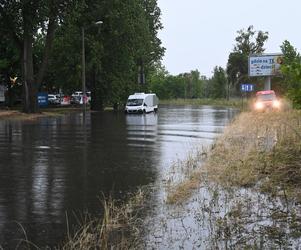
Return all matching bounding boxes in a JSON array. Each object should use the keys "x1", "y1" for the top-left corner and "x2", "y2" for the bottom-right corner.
[{"x1": 0, "y1": 105, "x2": 238, "y2": 248}]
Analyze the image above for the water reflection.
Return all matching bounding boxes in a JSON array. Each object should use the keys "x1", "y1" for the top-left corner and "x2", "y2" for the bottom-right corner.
[
  {"x1": 0, "y1": 105, "x2": 238, "y2": 248},
  {"x1": 126, "y1": 113, "x2": 158, "y2": 148}
]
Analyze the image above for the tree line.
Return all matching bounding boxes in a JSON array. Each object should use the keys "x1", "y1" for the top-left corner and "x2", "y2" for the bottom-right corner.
[
  {"x1": 149, "y1": 26, "x2": 301, "y2": 108},
  {"x1": 0, "y1": 2, "x2": 300, "y2": 113},
  {"x1": 0, "y1": 0, "x2": 164, "y2": 113}
]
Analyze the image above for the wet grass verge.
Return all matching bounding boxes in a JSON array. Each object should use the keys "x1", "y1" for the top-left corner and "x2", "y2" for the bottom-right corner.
[
  {"x1": 205, "y1": 110, "x2": 301, "y2": 201},
  {"x1": 61, "y1": 188, "x2": 148, "y2": 250},
  {"x1": 163, "y1": 110, "x2": 301, "y2": 248},
  {"x1": 168, "y1": 110, "x2": 301, "y2": 204}
]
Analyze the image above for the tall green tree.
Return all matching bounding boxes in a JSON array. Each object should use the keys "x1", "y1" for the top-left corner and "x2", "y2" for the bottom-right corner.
[
  {"x1": 226, "y1": 25, "x2": 268, "y2": 96},
  {"x1": 47, "y1": 0, "x2": 164, "y2": 110},
  {"x1": 209, "y1": 66, "x2": 227, "y2": 99},
  {"x1": 99, "y1": 0, "x2": 164, "y2": 107},
  {"x1": 0, "y1": 0, "x2": 74, "y2": 113},
  {"x1": 280, "y1": 40, "x2": 301, "y2": 108}
]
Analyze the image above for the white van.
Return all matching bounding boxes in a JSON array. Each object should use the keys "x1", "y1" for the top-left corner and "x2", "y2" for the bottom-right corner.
[{"x1": 125, "y1": 93, "x2": 159, "y2": 114}]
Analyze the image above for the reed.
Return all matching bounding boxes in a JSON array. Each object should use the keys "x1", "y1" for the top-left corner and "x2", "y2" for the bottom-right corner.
[{"x1": 62, "y1": 189, "x2": 147, "y2": 250}]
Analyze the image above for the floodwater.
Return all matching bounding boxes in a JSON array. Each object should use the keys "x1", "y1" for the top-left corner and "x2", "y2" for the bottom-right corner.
[{"x1": 0, "y1": 105, "x2": 238, "y2": 248}]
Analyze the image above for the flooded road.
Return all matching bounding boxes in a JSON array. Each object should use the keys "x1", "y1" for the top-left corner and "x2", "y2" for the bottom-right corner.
[{"x1": 0, "y1": 105, "x2": 238, "y2": 248}]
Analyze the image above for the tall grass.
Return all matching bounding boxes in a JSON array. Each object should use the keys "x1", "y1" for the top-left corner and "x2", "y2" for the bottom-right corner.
[
  {"x1": 62, "y1": 189, "x2": 147, "y2": 250},
  {"x1": 167, "y1": 110, "x2": 301, "y2": 204},
  {"x1": 205, "y1": 110, "x2": 301, "y2": 201}
]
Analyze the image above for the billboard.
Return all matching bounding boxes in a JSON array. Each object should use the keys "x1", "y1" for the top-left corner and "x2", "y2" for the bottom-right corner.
[{"x1": 249, "y1": 54, "x2": 283, "y2": 77}]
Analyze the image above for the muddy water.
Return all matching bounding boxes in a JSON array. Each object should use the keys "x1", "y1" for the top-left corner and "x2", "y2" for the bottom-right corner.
[{"x1": 0, "y1": 105, "x2": 237, "y2": 248}]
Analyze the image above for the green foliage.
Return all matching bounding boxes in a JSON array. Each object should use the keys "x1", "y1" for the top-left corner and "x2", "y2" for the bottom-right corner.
[
  {"x1": 234, "y1": 25, "x2": 268, "y2": 54},
  {"x1": 287, "y1": 89, "x2": 301, "y2": 109},
  {"x1": 209, "y1": 66, "x2": 227, "y2": 99},
  {"x1": 0, "y1": 0, "x2": 76, "y2": 112},
  {"x1": 149, "y1": 67, "x2": 205, "y2": 100},
  {"x1": 226, "y1": 26, "x2": 268, "y2": 96},
  {"x1": 280, "y1": 40, "x2": 301, "y2": 108},
  {"x1": 0, "y1": 0, "x2": 164, "y2": 110},
  {"x1": 46, "y1": 0, "x2": 164, "y2": 108},
  {"x1": 46, "y1": 2, "x2": 85, "y2": 93}
]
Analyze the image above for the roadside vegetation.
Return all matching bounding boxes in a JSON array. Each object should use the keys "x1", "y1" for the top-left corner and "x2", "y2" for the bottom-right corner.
[
  {"x1": 2, "y1": 12, "x2": 301, "y2": 113},
  {"x1": 205, "y1": 110, "x2": 301, "y2": 199},
  {"x1": 164, "y1": 110, "x2": 301, "y2": 248},
  {"x1": 61, "y1": 189, "x2": 148, "y2": 250},
  {"x1": 149, "y1": 27, "x2": 301, "y2": 111},
  {"x1": 168, "y1": 110, "x2": 301, "y2": 203},
  {"x1": 160, "y1": 98, "x2": 246, "y2": 108}
]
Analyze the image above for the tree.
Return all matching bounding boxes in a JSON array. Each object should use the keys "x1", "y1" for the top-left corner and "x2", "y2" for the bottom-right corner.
[
  {"x1": 1, "y1": 0, "x2": 164, "y2": 111},
  {"x1": 0, "y1": 0, "x2": 74, "y2": 113},
  {"x1": 0, "y1": 34, "x2": 21, "y2": 106},
  {"x1": 47, "y1": 0, "x2": 164, "y2": 109},
  {"x1": 280, "y1": 40, "x2": 301, "y2": 108},
  {"x1": 209, "y1": 66, "x2": 227, "y2": 99},
  {"x1": 98, "y1": 0, "x2": 164, "y2": 107},
  {"x1": 226, "y1": 25, "x2": 268, "y2": 96}
]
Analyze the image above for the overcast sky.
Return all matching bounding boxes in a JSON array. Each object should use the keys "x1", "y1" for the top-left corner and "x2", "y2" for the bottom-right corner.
[{"x1": 157, "y1": 0, "x2": 301, "y2": 77}]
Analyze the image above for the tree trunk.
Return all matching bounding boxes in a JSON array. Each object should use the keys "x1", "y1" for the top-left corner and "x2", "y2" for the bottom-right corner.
[
  {"x1": 22, "y1": 15, "x2": 56, "y2": 113},
  {"x1": 22, "y1": 34, "x2": 39, "y2": 113},
  {"x1": 90, "y1": 66, "x2": 104, "y2": 111}
]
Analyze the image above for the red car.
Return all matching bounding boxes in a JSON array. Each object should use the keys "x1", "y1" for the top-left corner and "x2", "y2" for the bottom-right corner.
[{"x1": 254, "y1": 90, "x2": 281, "y2": 111}]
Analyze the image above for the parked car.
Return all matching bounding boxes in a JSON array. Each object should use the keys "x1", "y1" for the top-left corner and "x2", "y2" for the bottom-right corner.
[
  {"x1": 70, "y1": 95, "x2": 81, "y2": 104},
  {"x1": 71, "y1": 91, "x2": 90, "y2": 104},
  {"x1": 72, "y1": 91, "x2": 83, "y2": 97},
  {"x1": 253, "y1": 90, "x2": 281, "y2": 111},
  {"x1": 48, "y1": 94, "x2": 60, "y2": 105},
  {"x1": 61, "y1": 95, "x2": 71, "y2": 105}
]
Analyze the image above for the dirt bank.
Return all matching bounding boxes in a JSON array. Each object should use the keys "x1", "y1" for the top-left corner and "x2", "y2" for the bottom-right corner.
[{"x1": 0, "y1": 108, "x2": 84, "y2": 121}]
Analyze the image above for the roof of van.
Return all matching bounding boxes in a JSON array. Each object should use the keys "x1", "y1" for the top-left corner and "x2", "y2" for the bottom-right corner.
[{"x1": 128, "y1": 93, "x2": 156, "y2": 98}]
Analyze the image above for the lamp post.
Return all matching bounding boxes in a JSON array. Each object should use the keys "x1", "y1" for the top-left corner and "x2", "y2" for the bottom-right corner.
[{"x1": 82, "y1": 20, "x2": 103, "y2": 116}]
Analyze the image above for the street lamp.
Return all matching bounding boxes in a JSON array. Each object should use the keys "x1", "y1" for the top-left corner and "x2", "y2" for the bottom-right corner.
[{"x1": 82, "y1": 20, "x2": 103, "y2": 116}]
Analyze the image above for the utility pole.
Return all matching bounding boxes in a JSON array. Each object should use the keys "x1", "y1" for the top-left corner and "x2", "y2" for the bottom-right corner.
[
  {"x1": 82, "y1": 26, "x2": 86, "y2": 116},
  {"x1": 264, "y1": 76, "x2": 271, "y2": 90}
]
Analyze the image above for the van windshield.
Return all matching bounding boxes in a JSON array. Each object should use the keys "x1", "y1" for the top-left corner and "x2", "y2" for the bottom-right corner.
[{"x1": 127, "y1": 99, "x2": 143, "y2": 106}]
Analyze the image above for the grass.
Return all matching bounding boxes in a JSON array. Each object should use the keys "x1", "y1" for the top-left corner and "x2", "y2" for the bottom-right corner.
[
  {"x1": 205, "y1": 110, "x2": 301, "y2": 201},
  {"x1": 61, "y1": 188, "x2": 147, "y2": 250},
  {"x1": 160, "y1": 98, "x2": 246, "y2": 108},
  {"x1": 164, "y1": 110, "x2": 301, "y2": 248},
  {"x1": 167, "y1": 110, "x2": 301, "y2": 204},
  {"x1": 166, "y1": 171, "x2": 202, "y2": 204}
]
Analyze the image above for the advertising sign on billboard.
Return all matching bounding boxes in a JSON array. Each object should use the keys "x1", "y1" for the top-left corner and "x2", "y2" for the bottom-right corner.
[{"x1": 249, "y1": 54, "x2": 283, "y2": 77}]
